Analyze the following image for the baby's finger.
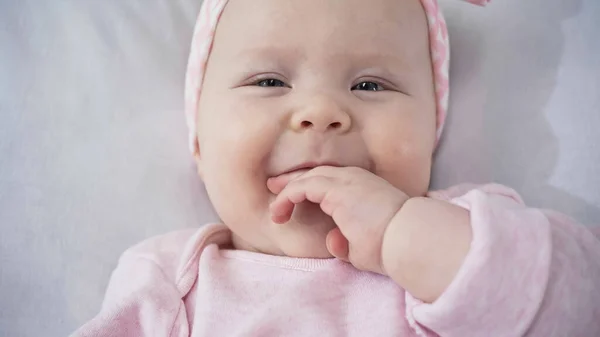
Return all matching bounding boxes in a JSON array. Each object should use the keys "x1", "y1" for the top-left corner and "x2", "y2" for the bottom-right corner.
[
  {"x1": 266, "y1": 170, "x2": 308, "y2": 195},
  {"x1": 269, "y1": 176, "x2": 338, "y2": 224},
  {"x1": 326, "y1": 227, "x2": 349, "y2": 262},
  {"x1": 267, "y1": 166, "x2": 358, "y2": 195}
]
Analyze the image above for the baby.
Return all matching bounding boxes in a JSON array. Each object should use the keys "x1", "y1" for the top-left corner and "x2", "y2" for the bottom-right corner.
[{"x1": 73, "y1": 0, "x2": 600, "y2": 336}]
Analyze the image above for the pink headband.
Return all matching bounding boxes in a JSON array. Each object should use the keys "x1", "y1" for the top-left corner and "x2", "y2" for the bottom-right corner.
[{"x1": 185, "y1": 0, "x2": 489, "y2": 155}]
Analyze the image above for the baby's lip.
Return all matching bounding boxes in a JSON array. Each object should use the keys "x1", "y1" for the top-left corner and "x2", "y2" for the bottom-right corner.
[
  {"x1": 267, "y1": 168, "x2": 311, "y2": 194},
  {"x1": 277, "y1": 161, "x2": 341, "y2": 176},
  {"x1": 267, "y1": 162, "x2": 340, "y2": 194}
]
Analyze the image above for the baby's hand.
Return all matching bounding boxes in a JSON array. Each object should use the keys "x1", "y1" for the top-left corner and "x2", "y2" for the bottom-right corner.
[{"x1": 267, "y1": 166, "x2": 409, "y2": 274}]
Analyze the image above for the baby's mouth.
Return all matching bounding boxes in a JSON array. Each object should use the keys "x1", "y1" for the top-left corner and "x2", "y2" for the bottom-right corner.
[
  {"x1": 267, "y1": 166, "x2": 337, "y2": 231},
  {"x1": 267, "y1": 168, "x2": 312, "y2": 195},
  {"x1": 268, "y1": 161, "x2": 348, "y2": 194}
]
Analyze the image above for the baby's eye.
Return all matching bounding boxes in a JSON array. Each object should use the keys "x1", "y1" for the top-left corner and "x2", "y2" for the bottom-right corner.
[
  {"x1": 352, "y1": 81, "x2": 385, "y2": 92},
  {"x1": 255, "y1": 78, "x2": 287, "y2": 88}
]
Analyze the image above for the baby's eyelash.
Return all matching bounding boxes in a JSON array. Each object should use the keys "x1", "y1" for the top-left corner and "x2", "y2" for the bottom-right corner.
[
  {"x1": 254, "y1": 78, "x2": 287, "y2": 88},
  {"x1": 351, "y1": 81, "x2": 386, "y2": 92},
  {"x1": 243, "y1": 74, "x2": 291, "y2": 89},
  {"x1": 351, "y1": 76, "x2": 401, "y2": 93}
]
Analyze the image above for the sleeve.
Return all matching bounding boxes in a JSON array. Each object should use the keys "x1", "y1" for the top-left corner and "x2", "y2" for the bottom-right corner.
[
  {"x1": 69, "y1": 253, "x2": 189, "y2": 337},
  {"x1": 68, "y1": 227, "x2": 206, "y2": 337},
  {"x1": 406, "y1": 184, "x2": 600, "y2": 337}
]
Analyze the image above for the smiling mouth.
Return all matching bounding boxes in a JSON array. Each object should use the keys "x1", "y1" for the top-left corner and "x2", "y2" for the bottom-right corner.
[
  {"x1": 268, "y1": 162, "x2": 342, "y2": 192},
  {"x1": 276, "y1": 162, "x2": 341, "y2": 177}
]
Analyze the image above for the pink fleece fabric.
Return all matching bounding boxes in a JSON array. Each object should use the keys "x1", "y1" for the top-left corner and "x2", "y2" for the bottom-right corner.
[{"x1": 72, "y1": 184, "x2": 600, "y2": 337}]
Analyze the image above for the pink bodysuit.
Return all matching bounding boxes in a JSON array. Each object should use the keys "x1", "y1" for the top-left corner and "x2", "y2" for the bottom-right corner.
[{"x1": 72, "y1": 184, "x2": 600, "y2": 337}]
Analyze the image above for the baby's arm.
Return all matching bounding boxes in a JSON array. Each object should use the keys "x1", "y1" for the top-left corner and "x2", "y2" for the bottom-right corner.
[
  {"x1": 71, "y1": 255, "x2": 187, "y2": 337},
  {"x1": 384, "y1": 184, "x2": 600, "y2": 336},
  {"x1": 70, "y1": 229, "x2": 200, "y2": 337}
]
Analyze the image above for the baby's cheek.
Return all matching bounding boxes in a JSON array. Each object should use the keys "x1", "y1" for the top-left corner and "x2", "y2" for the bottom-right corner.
[
  {"x1": 368, "y1": 129, "x2": 433, "y2": 197},
  {"x1": 383, "y1": 154, "x2": 430, "y2": 197},
  {"x1": 202, "y1": 130, "x2": 274, "y2": 212},
  {"x1": 202, "y1": 154, "x2": 268, "y2": 227}
]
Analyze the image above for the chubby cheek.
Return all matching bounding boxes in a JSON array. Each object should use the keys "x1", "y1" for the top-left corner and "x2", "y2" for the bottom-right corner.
[
  {"x1": 365, "y1": 111, "x2": 435, "y2": 197},
  {"x1": 197, "y1": 98, "x2": 280, "y2": 229},
  {"x1": 385, "y1": 140, "x2": 432, "y2": 197},
  {"x1": 202, "y1": 142, "x2": 266, "y2": 226}
]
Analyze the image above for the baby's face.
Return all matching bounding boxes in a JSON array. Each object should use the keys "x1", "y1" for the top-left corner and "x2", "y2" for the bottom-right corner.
[{"x1": 195, "y1": 0, "x2": 436, "y2": 257}]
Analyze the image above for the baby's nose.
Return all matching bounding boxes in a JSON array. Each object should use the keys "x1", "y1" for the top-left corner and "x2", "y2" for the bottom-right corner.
[{"x1": 290, "y1": 97, "x2": 352, "y2": 133}]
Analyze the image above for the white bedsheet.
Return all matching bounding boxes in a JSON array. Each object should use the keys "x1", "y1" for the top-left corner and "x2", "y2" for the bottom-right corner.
[{"x1": 1, "y1": 0, "x2": 598, "y2": 335}]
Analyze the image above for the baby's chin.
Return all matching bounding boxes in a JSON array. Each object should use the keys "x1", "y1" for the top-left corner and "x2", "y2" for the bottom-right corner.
[
  {"x1": 231, "y1": 202, "x2": 337, "y2": 258},
  {"x1": 275, "y1": 202, "x2": 338, "y2": 258}
]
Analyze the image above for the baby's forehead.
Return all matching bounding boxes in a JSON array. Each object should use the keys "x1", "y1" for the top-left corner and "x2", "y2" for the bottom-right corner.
[
  {"x1": 212, "y1": 0, "x2": 429, "y2": 65},
  {"x1": 221, "y1": 0, "x2": 422, "y2": 21}
]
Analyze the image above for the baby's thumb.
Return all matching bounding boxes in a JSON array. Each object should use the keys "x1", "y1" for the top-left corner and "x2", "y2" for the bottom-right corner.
[{"x1": 326, "y1": 228, "x2": 349, "y2": 262}]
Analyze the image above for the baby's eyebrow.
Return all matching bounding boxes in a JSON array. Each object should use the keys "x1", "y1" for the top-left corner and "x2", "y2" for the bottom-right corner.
[
  {"x1": 232, "y1": 47, "x2": 409, "y2": 70},
  {"x1": 231, "y1": 46, "x2": 301, "y2": 63},
  {"x1": 346, "y1": 52, "x2": 409, "y2": 69}
]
